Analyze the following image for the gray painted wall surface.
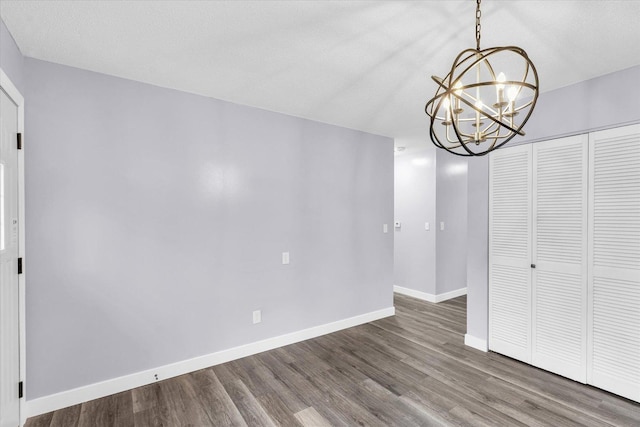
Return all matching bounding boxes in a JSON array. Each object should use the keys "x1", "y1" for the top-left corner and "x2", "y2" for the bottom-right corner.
[
  {"x1": 393, "y1": 144, "x2": 436, "y2": 295},
  {"x1": 24, "y1": 58, "x2": 394, "y2": 399},
  {"x1": 465, "y1": 156, "x2": 488, "y2": 340},
  {"x1": 393, "y1": 144, "x2": 468, "y2": 297},
  {"x1": 466, "y1": 65, "x2": 640, "y2": 344},
  {"x1": 514, "y1": 66, "x2": 640, "y2": 145},
  {"x1": 435, "y1": 150, "x2": 468, "y2": 294},
  {"x1": 0, "y1": 17, "x2": 24, "y2": 94}
]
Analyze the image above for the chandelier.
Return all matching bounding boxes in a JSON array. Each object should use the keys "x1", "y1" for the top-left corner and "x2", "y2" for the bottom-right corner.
[{"x1": 425, "y1": 0, "x2": 539, "y2": 156}]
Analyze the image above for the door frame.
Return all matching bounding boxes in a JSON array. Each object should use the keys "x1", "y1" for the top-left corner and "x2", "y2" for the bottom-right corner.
[{"x1": 0, "y1": 67, "x2": 26, "y2": 427}]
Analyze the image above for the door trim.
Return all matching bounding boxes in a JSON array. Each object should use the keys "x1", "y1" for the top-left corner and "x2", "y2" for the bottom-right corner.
[{"x1": 0, "y1": 67, "x2": 26, "y2": 427}]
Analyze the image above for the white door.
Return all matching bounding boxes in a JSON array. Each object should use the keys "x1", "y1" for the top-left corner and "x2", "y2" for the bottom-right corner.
[
  {"x1": 489, "y1": 144, "x2": 533, "y2": 363},
  {"x1": 0, "y1": 85, "x2": 20, "y2": 426},
  {"x1": 588, "y1": 124, "x2": 640, "y2": 403},
  {"x1": 531, "y1": 135, "x2": 588, "y2": 383}
]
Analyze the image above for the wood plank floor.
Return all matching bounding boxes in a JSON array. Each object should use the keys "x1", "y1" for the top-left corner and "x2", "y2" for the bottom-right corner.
[{"x1": 26, "y1": 294, "x2": 640, "y2": 426}]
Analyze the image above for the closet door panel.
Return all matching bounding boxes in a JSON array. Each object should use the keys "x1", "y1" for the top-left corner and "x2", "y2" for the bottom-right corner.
[
  {"x1": 532, "y1": 135, "x2": 588, "y2": 383},
  {"x1": 588, "y1": 124, "x2": 640, "y2": 403},
  {"x1": 489, "y1": 144, "x2": 532, "y2": 363}
]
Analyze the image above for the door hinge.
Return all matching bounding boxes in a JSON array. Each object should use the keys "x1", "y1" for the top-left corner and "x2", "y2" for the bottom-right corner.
[
  {"x1": 17, "y1": 133, "x2": 22, "y2": 150},
  {"x1": 18, "y1": 258, "x2": 23, "y2": 275},
  {"x1": 18, "y1": 381, "x2": 23, "y2": 399}
]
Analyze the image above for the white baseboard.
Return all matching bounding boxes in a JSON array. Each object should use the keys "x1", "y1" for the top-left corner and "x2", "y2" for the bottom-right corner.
[
  {"x1": 394, "y1": 285, "x2": 437, "y2": 302},
  {"x1": 434, "y1": 287, "x2": 467, "y2": 302},
  {"x1": 394, "y1": 285, "x2": 466, "y2": 303},
  {"x1": 464, "y1": 334, "x2": 488, "y2": 352},
  {"x1": 27, "y1": 306, "x2": 395, "y2": 417}
]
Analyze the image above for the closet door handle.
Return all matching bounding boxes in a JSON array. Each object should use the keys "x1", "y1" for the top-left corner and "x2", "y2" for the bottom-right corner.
[{"x1": 531, "y1": 264, "x2": 536, "y2": 268}]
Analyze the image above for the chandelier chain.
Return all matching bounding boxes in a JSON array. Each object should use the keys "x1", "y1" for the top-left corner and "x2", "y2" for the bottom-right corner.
[{"x1": 476, "y1": 0, "x2": 482, "y2": 51}]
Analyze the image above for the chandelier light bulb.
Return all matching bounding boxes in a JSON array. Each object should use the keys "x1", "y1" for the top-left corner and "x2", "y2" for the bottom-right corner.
[
  {"x1": 442, "y1": 97, "x2": 451, "y2": 123},
  {"x1": 496, "y1": 72, "x2": 506, "y2": 90}
]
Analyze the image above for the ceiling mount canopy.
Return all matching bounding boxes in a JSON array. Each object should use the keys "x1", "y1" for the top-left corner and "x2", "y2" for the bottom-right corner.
[{"x1": 425, "y1": 0, "x2": 539, "y2": 156}]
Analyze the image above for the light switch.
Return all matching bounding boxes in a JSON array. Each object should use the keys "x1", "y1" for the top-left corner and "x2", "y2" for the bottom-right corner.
[
  {"x1": 282, "y1": 252, "x2": 290, "y2": 264},
  {"x1": 253, "y1": 310, "x2": 261, "y2": 324},
  {"x1": 383, "y1": 224, "x2": 388, "y2": 233},
  {"x1": 425, "y1": 222, "x2": 430, "y2": 231},
  {"x1": 440, "y1": 222, "x2": 445, "y2": 231}
]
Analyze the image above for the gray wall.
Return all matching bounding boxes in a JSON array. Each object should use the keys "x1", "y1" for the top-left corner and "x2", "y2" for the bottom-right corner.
[
  {"x1": 514, "y1": 65, "x2": 640, "y2": 145},
  {"x1": 465, "y1": 156, "x2": 489, "y2": 340},
  {"x1": 393, "y1": 144, "x2": 468, "y2": 297},
  {"x1": 0, "y1": 17, "x2": 24, "y2": 94},
  {"x1": 24, "y1": 58, "x2": 394, "y2": 399},
  {"x1": 435, "y1": 150, "x2": 468, "y2": 294},
  {"x1": 466, "y1": 65, "x2": 640, "y2": 344},
  {"x1": 393, "y1": 144, "x2": 436, "y2": 295}
]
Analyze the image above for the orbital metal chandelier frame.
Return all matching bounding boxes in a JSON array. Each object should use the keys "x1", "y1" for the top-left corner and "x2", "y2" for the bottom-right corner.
[{"x1": 425, "y1": 0, "x2": 539, "y2": 156}]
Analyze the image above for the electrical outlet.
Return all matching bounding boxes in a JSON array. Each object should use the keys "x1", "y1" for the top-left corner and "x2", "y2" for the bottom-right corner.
[
  {"x1": 282, "y1": 252, "x2": 290, "y2": 264},
  {"x1": 440, "y1": 222, "x2": 445, "y2": 231},
  {"x1": 383, "y1": 224, "x2": 388, "y2": 233},
  {"x1": 253, "y1": 310, "x2": 261, "y2": 324},
  {"x1": 425, "y1": 222, "x2": 430, "y2": 231}
]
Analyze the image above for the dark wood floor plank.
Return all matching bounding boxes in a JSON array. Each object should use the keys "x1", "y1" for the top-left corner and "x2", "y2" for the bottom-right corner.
[
  {"x1": 24, "y1": 412, "x2": 53, "y2": 427},
  {"x1": 77, "y1": 391, "x2": 133, "y2": 427},
  {"x1": 359, "y1": 377, "x2": 439, "y2": 426},
  {"x1": 399, "y1": 390, "x2": 464, "y2": 427},
  {"x1": 222, "y1": 379, "x2": 276, "y2": 427},
  {"x1": 303, "y1": 368, "x2": 390, "y2": 427},
  {"x1": 254, "y1": 352, "x2": 322, "y2": 403},
  {"x1": 189, "y1": 369, "x2": 247, "y2": 427},
  {"x1": 156, "y1": 374, "x2": 215, "y2": 426},
  {"x1": 293, "y1": 406, "x2": 332, "y2": 427},
  {"x1": 49, "y1": 404, "x2": 81, "y2": 427},
  {"x1": 25, "y1": 292, "x2": 640, "y2": 426},
  {"x1": 254, "y1": 392, "x2": 302, "y2": 427},
  {"x1": 251, "y1": 353, "x2": 313, "y2": 413},
  {"x1": 211, "y1": 362, "x2": 240, "y2": 385},
  {"x1": 131, "y1": 382, "x2": 169, "y2": 426},
  {"x1": 404, "y1": 363, "x2": 530, "y2": 427},
  {"x1": 597, "y1": 398, "x2": 640, "y2": 426},
  {"x1": 225, "y1": 358, "x2": 274, "y2": 398},
  {"x1": 131, "y1": 382, "x2": 161, "y2": 414},
  {"x1": 341, "y1": 335, "x2": 444, "y2": 399},
  {"x1": 298, "y1": 338, "x2": 369, "y2": 385}
]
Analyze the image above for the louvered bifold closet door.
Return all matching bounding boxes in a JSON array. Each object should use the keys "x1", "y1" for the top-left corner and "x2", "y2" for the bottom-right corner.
[
  {"x1": 489, "y1": 144, "x2": 532, "y2": 363},
  {"x1": 588, "y1": 124, "x2": 640, "y2": 403},
  {"x1": 532, "y1": 135, "x2": 588, "y2": 383}
]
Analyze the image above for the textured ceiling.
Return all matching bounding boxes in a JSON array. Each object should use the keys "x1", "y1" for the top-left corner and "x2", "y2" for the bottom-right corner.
[{"x1": 2, "y1": 1, "x2": 640, "y2": 147}]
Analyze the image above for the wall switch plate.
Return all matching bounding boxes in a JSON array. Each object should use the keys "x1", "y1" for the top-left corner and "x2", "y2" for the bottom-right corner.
[
  {"x1": 440, "y1": 222, "x2": 445, "y2": 231},
  {"x1": 383, "y1": 224, "x2": 388, "y2": 233},
  {"x1": 253, "y1": 310, "x2": 261, "y2": 324},
  {"x1": 425, "y1": 222, "x2": 430, "y2": 231},
  {"x1": 282, "y1": 252, "x2": 290, "y2": 264}
]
